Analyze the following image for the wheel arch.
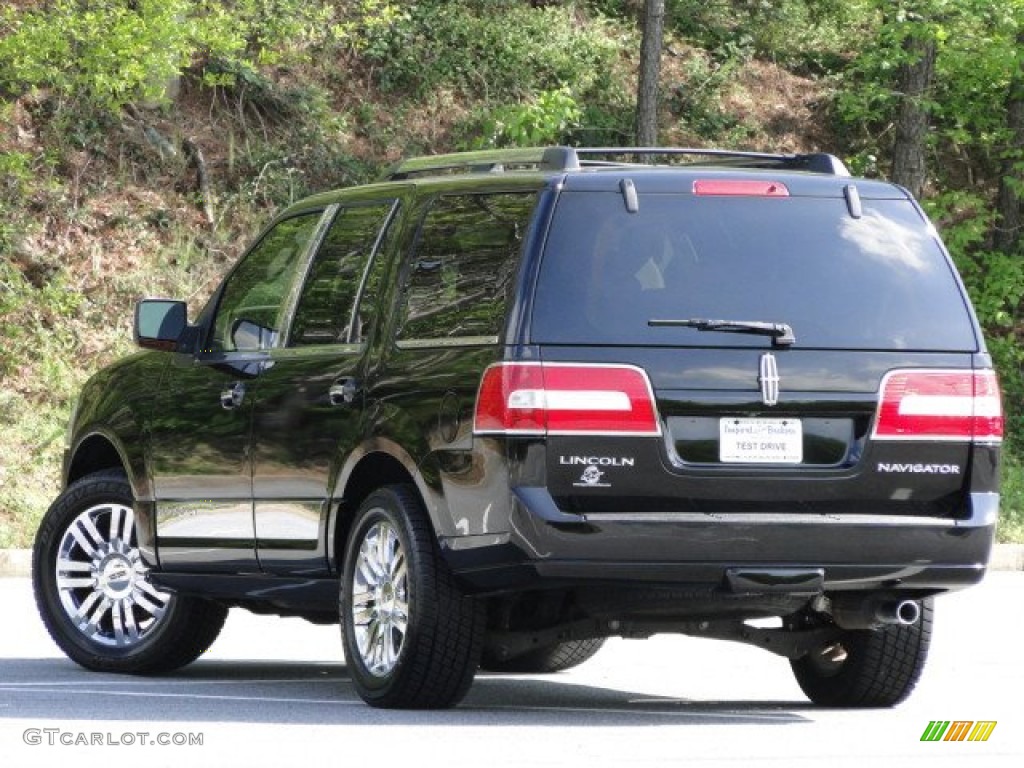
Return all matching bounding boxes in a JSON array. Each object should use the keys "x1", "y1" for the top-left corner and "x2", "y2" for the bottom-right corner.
[
  {"x1": 65, "y1": 420, "x2": 157, "y2": 567},
  {"x1": 67, "y1": 432, "x2": 133, "y2": 488},
  {"x1": 328, "y1": 440, "x2": 449, "y2": 572}
]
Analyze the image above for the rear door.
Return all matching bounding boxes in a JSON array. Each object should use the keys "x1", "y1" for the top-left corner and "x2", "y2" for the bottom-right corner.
[
  {"x1": 250, "y1": 197, "x2": 402, "y2": 575},
  {"x1": 373, "y1": 186, "x2": 541, "y2": 539},
  {"x1": 528, "y1": 175, "x2": 992, "y2": 520}
]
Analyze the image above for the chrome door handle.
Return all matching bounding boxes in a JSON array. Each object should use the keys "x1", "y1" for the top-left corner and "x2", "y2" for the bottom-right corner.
[
  {"x1": 329, "y1": 378, "x2": 359, "y2": 406},
  {"x1": 220, "y1": 382, "x2": 245, "y2": 410}
]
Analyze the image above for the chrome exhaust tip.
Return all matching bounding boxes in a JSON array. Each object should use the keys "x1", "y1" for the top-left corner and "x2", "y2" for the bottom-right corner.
[
  {"x1": 831, "y1": 596, "x2": 921, "y2": 629},
  {"x1": 876, "y1": 599, "x2": 921, "y2": 626}
]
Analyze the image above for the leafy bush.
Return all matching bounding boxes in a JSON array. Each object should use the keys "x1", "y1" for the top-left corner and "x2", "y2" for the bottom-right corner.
[
  {"x1": 665, "y1": 0, "x2": 861, "y2": 71},
  {"x1": 0, "y1": 1, "x2": 403, "y2": 114},
  {"x1": 361, "y1": 2, "x2": 624, "y2": 102},
  {"x1": 0, "y1": 0, "x2": 195, "y2": 111},
  {"x1": 471, "y1": 87, "x2": 583, "y2": 148}
]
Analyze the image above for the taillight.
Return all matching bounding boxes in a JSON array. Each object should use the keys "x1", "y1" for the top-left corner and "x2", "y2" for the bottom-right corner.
[
  {"x1": 872, "y1": 369, "x2": 1002, "y2": 442},
  {"x1": 473, "y1": 362, "x2": 660, "y2": 436}
]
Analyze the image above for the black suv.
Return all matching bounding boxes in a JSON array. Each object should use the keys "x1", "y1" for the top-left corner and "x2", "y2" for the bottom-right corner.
[{"x1": 33, "y1": 146, "x2": 1002, "y2": 709}]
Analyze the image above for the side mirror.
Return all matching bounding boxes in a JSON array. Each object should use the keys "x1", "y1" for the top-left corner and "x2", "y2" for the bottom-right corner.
[{"x1": 134, "y1": 299, "x2": 187, "y2": 352}]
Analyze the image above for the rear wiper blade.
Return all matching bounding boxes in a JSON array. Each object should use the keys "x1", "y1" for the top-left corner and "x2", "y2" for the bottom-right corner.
[{"x1": 648, "y1": 317, "x2": 796, "y2": 347}]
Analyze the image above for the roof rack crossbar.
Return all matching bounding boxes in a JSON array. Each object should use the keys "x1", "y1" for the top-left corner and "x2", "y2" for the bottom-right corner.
[
  {"x1": 572, "y1": 147, "x2": 849, "y2": 175},
  {"x1": 382, "y1": 145, "x2": 848, "y2": 181},
  {"x1": 576, "y1": 147, "x2": 790, "y2": 161}
]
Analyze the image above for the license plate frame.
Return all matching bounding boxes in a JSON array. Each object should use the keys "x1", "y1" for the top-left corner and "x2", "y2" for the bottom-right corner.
[{"x1": 719, "y1": 417, "x2": 803, "y2": 464}]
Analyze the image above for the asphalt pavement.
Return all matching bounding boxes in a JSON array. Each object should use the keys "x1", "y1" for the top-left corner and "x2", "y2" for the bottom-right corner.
[{"x1": 0, "y1": 572, "x2": 1021, "y2": 768}]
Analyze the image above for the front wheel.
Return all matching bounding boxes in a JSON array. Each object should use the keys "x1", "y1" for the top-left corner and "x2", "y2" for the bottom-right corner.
[
  {"x1": 341, "y1": 485, "x2": 484, "y2": 709},
  {"x1": 33, "y1": 470, "x2": 228, "y2": 673},
  {"x1": 790, "y1": 598, "x2": 933, "y2": 708}
]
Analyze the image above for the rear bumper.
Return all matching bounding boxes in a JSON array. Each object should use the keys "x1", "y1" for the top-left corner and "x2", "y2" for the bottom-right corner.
[{"x1": 443, "y1": 489, "x2": 998, "y2": 595}]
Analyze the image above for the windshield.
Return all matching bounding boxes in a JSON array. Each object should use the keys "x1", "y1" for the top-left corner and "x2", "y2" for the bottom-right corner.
[{"x1": 530, "y1": 191, "x2": 978, "y2": 351}]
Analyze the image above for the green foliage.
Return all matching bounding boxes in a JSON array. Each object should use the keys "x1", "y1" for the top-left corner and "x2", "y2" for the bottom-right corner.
[
  {"x1": 998, "y1": 455, "x2": 1024, "y2": 542},
  {"x1": 835, "y1": 0, "x2": 1021, "y2": 180},
  {"x1": 0, "y1": 0, "x2": 193, "y2": 111},
  {"x1": 0, "y1": 1, "x2": 403, "y2": 114},
  {"x1": 0, "y1": 396, "x2": 67, "y2": 549},
  {"x1": 666, "y1": 0, "x2": 864, "y2": 71},
  {"x1": 924, "y1": 191, "x2": 994, "y2": 262},
  {"x1": 668, "y1": 47, "x2": 747, "y2": 140},
  {"x1": 0, "y1": 259, "x2": 89, "y2": 549},
  {"x1": 192, "y1": 0, "x2": 405, "y2": 66},
  {"x1": 0, "y1": 264, "x2": 83, "y2": 402},
  {"x1": 473, "y1": 88, "x2": 583, "y2": 148},
  {"x1": 361, "y1": 2, "x2": 625, "y2": 101},
  {"x1": 0, "y1": 149, "x2": 33, "y2": 252},
  {"x1": 359, "y1": 2, "x2": 633, "y2": 147}
]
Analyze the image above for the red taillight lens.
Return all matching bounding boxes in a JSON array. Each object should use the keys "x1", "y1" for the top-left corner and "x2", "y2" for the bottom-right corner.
[
  {"x1": 473, "y1": 363, "x2": 660, "y2": 436},
  {"x1": 872, "y1": 370, "x2": 1002, "y2": 442},
  {"x1": 473, "y1": 363, "x2": 547, "y2": 434}
]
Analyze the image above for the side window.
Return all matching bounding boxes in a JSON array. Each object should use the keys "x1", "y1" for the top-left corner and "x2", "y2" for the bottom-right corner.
[
  {"x1": 209, "y1": 212, "x2": 322, "y2": 352},
  {"x1": 398, "y1": 192, "x2": 536, "y2": 342},
  {"x1": 289, "y1": 202, "x2": 396, "y2": 347}
]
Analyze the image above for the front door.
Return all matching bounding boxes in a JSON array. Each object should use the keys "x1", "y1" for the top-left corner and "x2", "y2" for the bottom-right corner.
[{"x1": 149, "y1": 210, "x2": 328, "y2": 571}]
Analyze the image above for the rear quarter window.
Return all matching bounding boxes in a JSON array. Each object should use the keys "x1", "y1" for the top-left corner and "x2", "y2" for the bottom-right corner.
[
  {"x1": 531, "y1": 192, "x2": 978, "y2": 351},
  {"x1": 396, "y1": 191, "x2": 537, "y2": 345}
]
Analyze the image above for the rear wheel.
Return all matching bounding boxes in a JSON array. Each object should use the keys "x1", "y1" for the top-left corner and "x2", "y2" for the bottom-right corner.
[
  {"x1": 33, "y1": 470, "x2": 228, "y2": 673},
  {"x1": 790, "y1": 598, "x2": 933, "y2": 707},
  {"x1": 481, "y1": 638, "x2": 606, "y2": 674},
  {"x1": 341, "y1": 485, "x2": 484, "y2": 709}
]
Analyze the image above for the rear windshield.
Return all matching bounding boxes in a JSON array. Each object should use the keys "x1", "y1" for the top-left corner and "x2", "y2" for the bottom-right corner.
[{"x1": 531, "y1": 192, "x2": 978, "y2": 351}]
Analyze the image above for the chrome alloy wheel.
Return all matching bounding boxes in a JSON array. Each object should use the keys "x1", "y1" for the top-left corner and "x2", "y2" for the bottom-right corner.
[
  {"x1": 351, "y1": 519, "x2": 409, "y2": 677},
  {"x1": 55, "y1": 503, "x2": 171, "y2": 648}
]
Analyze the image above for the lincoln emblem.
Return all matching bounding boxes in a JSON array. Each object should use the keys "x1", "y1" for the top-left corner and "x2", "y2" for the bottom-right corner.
[{"x1": 759, "y1": 353, "x2": 780, "y2": 406}]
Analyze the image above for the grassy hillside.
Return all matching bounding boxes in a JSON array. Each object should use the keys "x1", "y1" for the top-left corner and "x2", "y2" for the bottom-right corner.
[{"x1": 2, "y1": 0, "x2": 1022, "y2": 546}]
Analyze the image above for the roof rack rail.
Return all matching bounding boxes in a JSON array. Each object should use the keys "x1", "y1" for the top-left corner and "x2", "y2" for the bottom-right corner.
[
  {"x1": 383, "y1": 147, "x2": 578, "y2": 180},
  {"x1": 382, "y1": 145, "x2": 848, "y2": 180}
]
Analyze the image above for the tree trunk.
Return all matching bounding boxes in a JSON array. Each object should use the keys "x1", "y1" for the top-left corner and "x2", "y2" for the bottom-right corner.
[
  {"x1": 994, "y1": 29, "x2": 1024, "y2": 254},
  {"x1": 635, "y1": 0, "x2": 665, "y2": 147},
  {"x1": 891, "y1": 30, "x2": 936, "y2": 199}
]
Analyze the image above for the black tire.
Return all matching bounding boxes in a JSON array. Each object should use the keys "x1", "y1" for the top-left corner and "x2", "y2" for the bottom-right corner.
[
  {"x1": 481, "y1": 638, "x2": 607, "y2": 674},
  {"x1": 33, "y1": 470, "x2": 228, "y2": 674},
  {"x1": 340, "y1": 485, "x2": 484, "y2": 709},
  {"x1": 790, "y1": 598, "x2": 933, "y2": 708}
]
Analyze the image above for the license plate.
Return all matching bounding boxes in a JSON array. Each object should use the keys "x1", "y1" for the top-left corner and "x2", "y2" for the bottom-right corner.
[{"x1": 720, "y1": 418, "x2": 803, "y2": 464}]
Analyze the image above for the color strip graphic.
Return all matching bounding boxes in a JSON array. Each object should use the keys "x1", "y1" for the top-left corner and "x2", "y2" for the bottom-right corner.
[{"x1": 921, "y1": 721, "x2": 997, "y2": 742}]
